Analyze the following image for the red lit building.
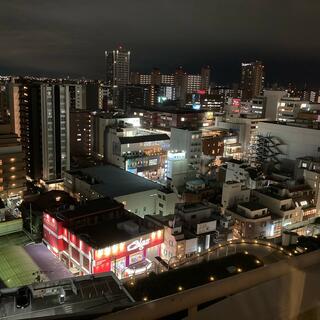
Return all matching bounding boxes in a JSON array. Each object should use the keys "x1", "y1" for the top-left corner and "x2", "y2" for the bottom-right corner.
[{"x1": 43, "y1": 198, "x2": 164, "y2": 279}]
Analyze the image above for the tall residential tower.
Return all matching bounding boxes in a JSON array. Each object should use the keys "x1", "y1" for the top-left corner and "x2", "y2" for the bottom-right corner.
[
  {"x1": 105, "y1": 46, "x2": 130, "y2": 108},
  {"x1": 241, "y1": 61, "x2": 264, "y2": 100}
]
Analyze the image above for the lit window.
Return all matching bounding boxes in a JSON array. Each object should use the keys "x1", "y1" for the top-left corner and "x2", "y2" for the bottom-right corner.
[
  {"x1": 112, "y1": 244, "x2": 118, "y2": 255},
  {"x1": 104, "y1": 247, "x2": 111, "y2": 257}
]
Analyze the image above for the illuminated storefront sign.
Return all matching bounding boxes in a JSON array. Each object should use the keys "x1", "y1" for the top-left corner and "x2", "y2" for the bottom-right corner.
[
  {"x1": 232, "y1": 98, "x2": 241, "y2": 107},
  {"x1": 127, "y1": 237, "x2": 151, "y2": 252}
]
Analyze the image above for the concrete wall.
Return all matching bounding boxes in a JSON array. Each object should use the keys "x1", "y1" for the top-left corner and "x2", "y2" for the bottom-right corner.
[
  {"x1": 115, "y1": 189, "x2": 179, "y2": 218},
  {"x1": 115, "y1": 190, "x2": 158, "y2": 218},
  {"x1": 0, "y1": 219, "x2": 23, "y2": 236},
  {"x1": 257, "y1": 122, "x2": 320, "y2": 161}
]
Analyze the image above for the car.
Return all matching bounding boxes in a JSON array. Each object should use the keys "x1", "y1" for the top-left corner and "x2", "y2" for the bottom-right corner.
[{"x1": 16, "y1": 286, "x2": 31, "y2": 309}]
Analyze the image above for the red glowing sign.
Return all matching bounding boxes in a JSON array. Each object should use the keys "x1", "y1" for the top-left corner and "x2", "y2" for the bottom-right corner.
[
  {"x1": 94, "y1": 230, "x2": 163, "y2": 261},
  {"x1": 197, "y1": 90, "x2": 206, "y2": 95},
  {"x1": 127, "y1": 237, "x2": 150, "y2": 252},
  {"x1": 232, "y1": 98, "x2": 241, "y2": 107}
]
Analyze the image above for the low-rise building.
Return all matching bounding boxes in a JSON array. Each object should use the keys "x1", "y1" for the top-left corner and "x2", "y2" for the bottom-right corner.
[
  {"x1": 224, "y1": 159, "x2": 263, "y2": 189},
  {"x1": 64, "y1": 165, "x2": 178, "y2": 218},
  {"x1": 170, "y1": 127, "x2": 202, "y2": 172},
  {"x1": 105, "y1": 126, "x2": 170, "y2": 180},
  {"x1": 146, "y1": 202, "x2": 233, "y2": 262},
  {"x1": 295, "y1": 157, "x2": 320, "y2": 215},
  {"x1": 253, "y1": 186, "x2": 304, "y2": 226},
  {"x1": 20, "y1": 190, "x2": 77, "y2": 241},
  {"x1": 228, "y1": 201, "x2": 271, "y2": 239},
  {"x1": 43, "y1": 197, "x2": 164, "y2": 279},
  {"x1": 221, "y1": 181, "x2": 250, "y2": 210},
  {"x1": 216, "y1": 115, "x2": 268, "y2": 160},
  {"x1": 257, "y1": 122, "x2": 320, "y2": 164}
]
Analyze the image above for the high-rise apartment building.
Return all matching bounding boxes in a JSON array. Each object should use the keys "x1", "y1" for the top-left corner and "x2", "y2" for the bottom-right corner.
[
  {"x1": 241, "y1": 61, "x2": 264, "y2": 100},
  {"x1": 139, "y1": 74, "x2": 151, "y2": 85},
  {"x1": 200, "y1": 66, "x2": 211, "y2": 91},
  {"x1": 174, "y1": 67, "x2": 188, "y2": 105},
  {"x1": 105, "y1": 46, "x2": 130, "y2": 108},
  {"x1": 187, "y1": 75, "x2": 201, "y2": 94},
  {"x1": 70, "y1": 110, "x2": 93, "y2": 158},
  {"x1": 151, "y1": 68, "x2": 161, "y2": 86},
  {"x1": 8, "y1": 83, "x2": 21, "y2": 137},
  {"x1": 0, "y1": 84, "x2": 10, "y2": 124},
  {"x1": 161, "y1": 74, "x2": 174, "y2": 86},
  {"x1": 19, "y1": 82, "x2": 70, "y2": 182},
  {"x1": 105, "y1": 46, "x2": 130, "y2": 87},
  {"x1": 41, "y1": 84, "x2": 70, "y2": 182},
  {"x1": 0, "y1": 124, "x2": 25, "y2": 198}
]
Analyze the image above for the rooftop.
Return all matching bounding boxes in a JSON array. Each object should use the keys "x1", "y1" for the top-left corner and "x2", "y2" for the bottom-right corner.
[
  {"x1": 21, "y1": 190, "x2": 77, "y2": 214},
  {"x1": 255, "y1": 187, "x2": 291, "y2": 201},
  {"x1": 118, "y1": 133, "x2": 169, "y2": 144},
  {"x1": 177, "y1": 202, "x2": 212, "y2": 213},
  {"x1": 56, "y1": 198, "x2": 123, "y2": 222},
  {"x1": 68, "y1": 210, "x2": 159, "y2": 249},
  {"x1": 69, "y1": 165, "x2": 162, "y2": 198},
  {"x1": 131, "y1": 105, "x2": 204, "y2": 114},
  {"x1": 261, "y1": 121, "x2": 320, "y2": 130},
  {"x1": 238, "y1": 202, "x2": 267, "y2": 211},
  {"x1": 0, "y1": 272, "x2": 134, "y2": 319},
  {"x1": 227, "y1": 159, "x2": 246, "y2": 165}
]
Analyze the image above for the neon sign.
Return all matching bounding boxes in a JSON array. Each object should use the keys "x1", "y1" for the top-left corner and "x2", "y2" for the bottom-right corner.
[
  {"x1": 127, "y1": 237, "x2": 150, "y2": 252},
  {"x1": 232, "y1": 98, "x2": 241, "y2": 107}
]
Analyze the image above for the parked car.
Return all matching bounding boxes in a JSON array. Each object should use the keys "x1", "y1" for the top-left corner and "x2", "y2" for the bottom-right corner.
[{"x1": 16, "y1": 286, "x2": 31, "y2": 309}]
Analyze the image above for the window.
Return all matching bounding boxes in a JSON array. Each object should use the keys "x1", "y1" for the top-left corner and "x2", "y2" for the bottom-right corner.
[
  {"x1": 143, "y1": 207, "x2": 146, "y2": 211},
  {"x1": 83, "y1": 256, "x2": 90, "y2": 271},
  {"x1": 159, "y1": 203, "x2": 164, "y2": 208}
]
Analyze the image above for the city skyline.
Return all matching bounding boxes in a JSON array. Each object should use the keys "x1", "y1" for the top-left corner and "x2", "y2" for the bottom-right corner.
[
  {"x1": 1, "y1": 1, "x2": 320, "y2": 86},
  {"x1": 2, "y1": 2, "x2": 320, "y2": 319}
]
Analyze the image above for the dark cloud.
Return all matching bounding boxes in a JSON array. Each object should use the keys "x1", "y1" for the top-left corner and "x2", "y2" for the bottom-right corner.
[{"x1": 0, "y1": 0, "x2": 320, "y2": 86}]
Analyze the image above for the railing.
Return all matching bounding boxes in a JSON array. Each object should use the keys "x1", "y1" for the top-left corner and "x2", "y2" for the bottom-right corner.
[
  {"x1": 98, "y1": 249, "x2": 320, "y2": 320},
  {"x1": 165, "y1": 238, "x2": 292, "y2": 271}
]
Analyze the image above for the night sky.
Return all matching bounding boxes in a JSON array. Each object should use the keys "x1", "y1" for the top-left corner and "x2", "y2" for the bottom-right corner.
[{"x1": 1, "y1": 0, "x2": 320, "y2": 87}]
